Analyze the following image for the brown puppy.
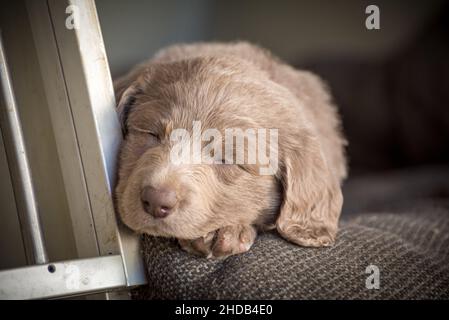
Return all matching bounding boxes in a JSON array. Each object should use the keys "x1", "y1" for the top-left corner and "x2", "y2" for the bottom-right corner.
[{"x1": 114, "y1": 42, "x2": 347, "y2": 258}]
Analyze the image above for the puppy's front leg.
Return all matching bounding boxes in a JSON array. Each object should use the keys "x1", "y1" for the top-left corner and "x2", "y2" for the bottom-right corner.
[{"x1": 178, "y1": 225, "x2": 257, "y2": 259}]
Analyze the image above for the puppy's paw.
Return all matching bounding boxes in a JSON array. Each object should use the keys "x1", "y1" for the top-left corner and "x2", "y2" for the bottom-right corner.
[
  {"x1": 178, "y1": 231, "x2": 215, "y2": 257},
  {"x1": 178, "y1": 225, "x2": 257, "y2": 259},
  {"x1": 277, "y1": 221, "x2": 336, "y2": 247},
  {"x1": 211, "y1": 224, "x2": 257, "y2": 258}
]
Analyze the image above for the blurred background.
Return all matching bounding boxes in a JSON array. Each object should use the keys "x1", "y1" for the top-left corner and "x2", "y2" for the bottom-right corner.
[
  {"x1": 97, "y1": 0, "x2": 442, "y2": 78},
  {"x1": 97, "y1": 0, "x2": 448, "y2": 171},
  {"x1": 97, "y1": 0, "x2": 449, "y2": 213}
]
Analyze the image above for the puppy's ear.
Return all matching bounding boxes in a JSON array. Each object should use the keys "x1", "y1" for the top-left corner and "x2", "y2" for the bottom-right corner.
[
  {"x1": 116, "y1": 83, "x2": 141, "y2": 136},
  {"x1": 276, "y1": 127, "x2": 342, "y2": 247},
  {"x1": 114, "y1": 64, "x2": 149, "y2": 135}
]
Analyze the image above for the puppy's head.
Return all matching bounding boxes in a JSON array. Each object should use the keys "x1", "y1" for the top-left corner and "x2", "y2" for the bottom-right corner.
[{"x1": 115, "y1": 57, "x2": 281, "y2": 239}]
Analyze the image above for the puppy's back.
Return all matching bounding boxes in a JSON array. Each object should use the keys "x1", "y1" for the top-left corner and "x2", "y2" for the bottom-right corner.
[
  {"x1": 115, "y1": 42, "x2": 347, "y2": 181},
  {"x1": 153, "y1": 42, "x2": 347, "y2": 181},
  {"x1": 153, "y1": 41, "x2": 275, "y2": 69}
]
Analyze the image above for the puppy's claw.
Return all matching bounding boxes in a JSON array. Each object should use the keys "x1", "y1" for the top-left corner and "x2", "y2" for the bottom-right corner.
[{"x1": 178, "y1": 231, "x2": 215, "y2": 256}]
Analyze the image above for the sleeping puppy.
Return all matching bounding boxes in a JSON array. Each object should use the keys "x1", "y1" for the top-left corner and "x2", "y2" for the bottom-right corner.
[{"x1": 114, "y1": 42, "x2": 347, "y2": 258}]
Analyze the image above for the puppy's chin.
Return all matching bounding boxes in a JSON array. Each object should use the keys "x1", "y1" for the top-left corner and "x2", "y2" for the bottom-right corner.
[
  {"x1": 139, "y1": 225, "x2": 174, "y2": 238},
  {"x1": 120, "y1": 208, "x2": 172, "y2": 236},
  {"x1": 121, "y1": 206, "x2": 212, "y2": 240},
  {"x1": 139, "y1": 222, "x2": 208, "y2": 240}
]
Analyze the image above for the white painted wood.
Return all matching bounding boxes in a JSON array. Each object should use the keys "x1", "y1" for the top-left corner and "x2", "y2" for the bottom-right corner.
[
  {"x1": 26, "y1": 0, "x2": 100, "y2": 259},
  {"x1": 0, "y1": 255, "x2": 127, "y2": 299},
  {"x1": 44, "y1": 0, "x2": 146, "y2": 287}
]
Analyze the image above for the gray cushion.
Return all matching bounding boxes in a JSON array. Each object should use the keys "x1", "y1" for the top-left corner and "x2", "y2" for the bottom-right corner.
[{"x1": 134, "y1": 201, "x2": 449, "y2": 299}]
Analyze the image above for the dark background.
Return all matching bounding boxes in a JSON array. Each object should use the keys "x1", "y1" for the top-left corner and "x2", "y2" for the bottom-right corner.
[{"x1": 97, "y1": 0, "x2": 449, "y2": 175}]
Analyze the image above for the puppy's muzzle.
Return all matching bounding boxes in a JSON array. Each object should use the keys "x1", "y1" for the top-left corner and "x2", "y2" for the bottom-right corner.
[{"x1": 141, "y1": 186, "x2": 177, "y2": 219}]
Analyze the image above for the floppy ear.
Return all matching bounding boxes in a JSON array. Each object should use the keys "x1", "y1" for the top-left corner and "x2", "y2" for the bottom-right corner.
[
  {"x1": 114, "y1": 64, "x2": 150, "y2": 135},
  {"x1": 276, "y1": 127, "x2": 343, "y2": 247},
  {"x1": 115, "y1": 83, "x2": 142, "y2": 136}
]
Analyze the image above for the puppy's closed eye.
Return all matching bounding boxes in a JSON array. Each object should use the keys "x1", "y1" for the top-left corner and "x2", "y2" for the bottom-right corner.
[
  {"x1": 128, "y1": 127, "x2": 161, "y2": 149},
  {"x1": 145, "y1": 132, "x2": 160, "y2": 148}
]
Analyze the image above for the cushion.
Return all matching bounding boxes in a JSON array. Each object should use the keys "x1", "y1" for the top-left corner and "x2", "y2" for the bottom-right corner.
[{"x1": 134, "y1": 200, "x2": 449, "y2": 299}]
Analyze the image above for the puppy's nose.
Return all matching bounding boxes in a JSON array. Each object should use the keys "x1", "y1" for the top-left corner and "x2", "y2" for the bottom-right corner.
[{"x1": 141, "y1": 186, "x2": 177, "y2": 218}]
